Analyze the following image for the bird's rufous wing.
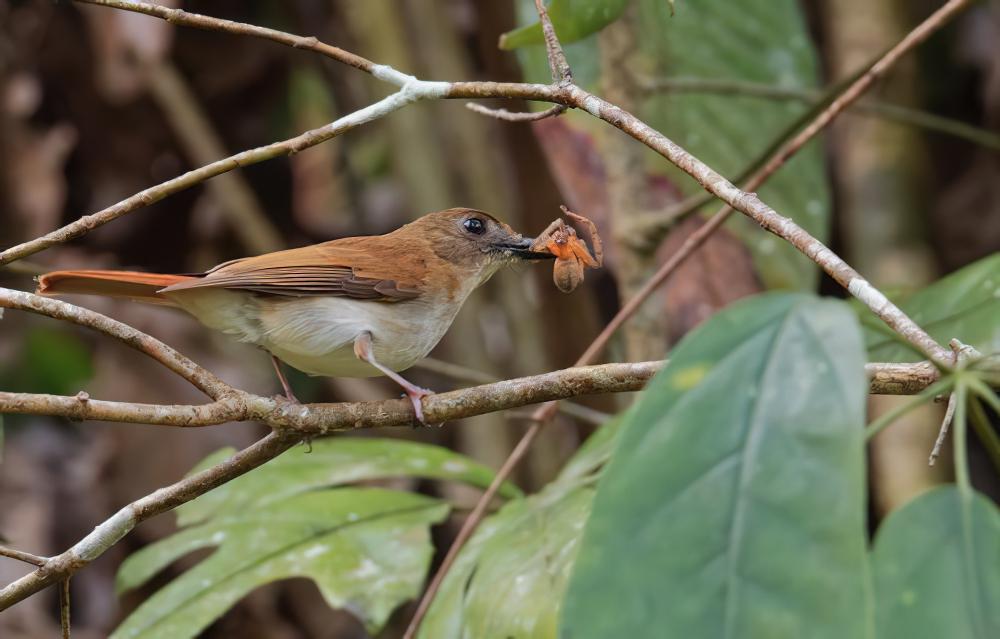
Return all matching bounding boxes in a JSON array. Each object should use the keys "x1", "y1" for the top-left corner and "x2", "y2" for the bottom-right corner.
[{"x1": 161, "y1": 237, "x2": 424, "y2": 301}]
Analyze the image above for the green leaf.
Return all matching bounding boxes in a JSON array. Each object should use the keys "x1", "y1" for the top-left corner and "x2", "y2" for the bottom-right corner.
[
  {"x1": 872, "y1": 486, "x2": 1000, "y2": 638},
  {"x1": 561, "y1": 293, "x2": 872, "y2": 638},
  {"x1": 114, "y1": 488, "x2": 447, "y2": 638},
  {"x1": 500, "y1": 0, "x2": 631, "y2": 50},
  {"x1": 556, "y1": 417, "x2": 621, "y2": 483},
  {"x1": 420, "y1": 463, "x2": 597, "y2": 638},
  {"x1": 9, "y1": 328, "x2": 93, "y2": 396},
  {"x1": 863, "y1": 253, "x2": 1000, "y2": 362},
  {"x1": 177, "y1": 437, "x2": 520, "y2": 526}
]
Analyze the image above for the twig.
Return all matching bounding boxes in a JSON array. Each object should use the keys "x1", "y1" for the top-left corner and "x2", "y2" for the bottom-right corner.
[
  {"x1": 59, "y1": 579, "x2": 71, "y2": 639},
  {"x1": 74, "y1": 0, "x2": 376, "y2": 73},
  {"x1": 534, "y1": 0, "x2": 572, "y2": 84},
  {"x1": 0, "y1": 546, "x2": 47, "y2": 567},
  {"x1": 865, "y1": 379, "x2": 955, "y2": 440},
  {"x1": 929, "y1": 392, "x2": 958, "y2": 465},
  {"x1": 0, "y1": 431, "x2": 299, "y2": 610},
  {"x1": 465, "y1": 102, "x2": 566, "y2": 122}
]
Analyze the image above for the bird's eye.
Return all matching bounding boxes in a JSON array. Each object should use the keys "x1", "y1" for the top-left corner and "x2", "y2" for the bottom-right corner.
[{"x1": 463, "y1": 218, "x2": 486, "y2": 235}]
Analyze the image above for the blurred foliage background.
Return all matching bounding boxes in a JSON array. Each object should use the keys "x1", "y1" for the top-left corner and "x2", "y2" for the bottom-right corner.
[{"x1": 0, "y1": 0, "x2": 998, "y2": 636}]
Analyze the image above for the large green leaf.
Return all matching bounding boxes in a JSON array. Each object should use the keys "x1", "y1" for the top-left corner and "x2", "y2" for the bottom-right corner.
[
  {"x1": 114, "y1": 488, "x2": 447, "y2": 638},
  {"x1": 561, "y1": 293, "x2": 872, "y2": 638},
  {"x1": 177, "y1": 437, "x2": 519, "y2": 526},
  {"x1": 513, "y1": 0, "x2": 828, "y2": 291},
  {"x1": 862, "y1": 253, "x2": 1000, "y2": 362},
  {"x1": 501, "y1": 0, "x2": 631, "y2": 50},
  {"x1": 419, "y1": 422, "x2": 617, "y2": 639},
  {"x1": 873, "y1": 486, "x2": 1000, "y2": 638}
]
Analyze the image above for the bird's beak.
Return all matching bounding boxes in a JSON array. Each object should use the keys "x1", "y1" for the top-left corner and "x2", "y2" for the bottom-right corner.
[{"x1": 492, "y1": 236, "x2": 555, "y2": 260}]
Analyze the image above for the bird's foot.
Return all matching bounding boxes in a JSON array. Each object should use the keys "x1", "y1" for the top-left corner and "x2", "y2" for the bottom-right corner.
[{"x1": 404, "y1": 386, "x2": 439, "y2": 427}]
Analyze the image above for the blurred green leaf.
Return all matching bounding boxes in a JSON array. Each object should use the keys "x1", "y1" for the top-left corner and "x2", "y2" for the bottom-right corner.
[
  {"x1": 862, "y1": 253, "x2": 1000, "y2": 362},
  {"x1": 872, "y1": 486, "x2": 1000, "y2": 638},
  {"x1": 501, "y1": 0, "x2": 631, "y2": 50},
  {"x1": 420, "y1": 424, "x2": 610, "y2": 639},
  {"x1": 561, "y1": 293, "x2": 871, "y2": 638},
  {"x1": 114, "y1": 488, "x2": 446, "y2": 638},
  {"x1": 176, "y1": 437, "x2": 519, "y2": 526},
  {"x1": 10, "y1": 328, "x2": 93, "y2": 396},
  {"x1": 513, "y1": 0, "x2": 828, "y2": 291}
]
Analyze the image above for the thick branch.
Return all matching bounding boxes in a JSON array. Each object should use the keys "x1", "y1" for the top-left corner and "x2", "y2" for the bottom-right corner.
[{"x1": 0, "y1": 359, "x2": 955, "y2": 427}]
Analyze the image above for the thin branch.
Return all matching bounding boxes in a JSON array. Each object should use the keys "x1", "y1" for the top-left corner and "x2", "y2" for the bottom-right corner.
[
  {"x1": 0, "y1": 431, "x2": 299, "y2": 611},
  {"x1": 465, "y1": 102, "x2": 566, "y2": 122},
  {"x1": 74, "y1": 0, "x2": 377, "y2": 73},
  {"x1": 534, "y1": 0, "x2": 572, "y2": 84},
  {"x1": 929, "y1": 392, "x2": 958, "y2": 465},
  {"x1": 0, "y1": 546, "x2": 48, "y2": 567},
  {"x1": 59, "y1": 579, "x2": 71, "y2": 639}
]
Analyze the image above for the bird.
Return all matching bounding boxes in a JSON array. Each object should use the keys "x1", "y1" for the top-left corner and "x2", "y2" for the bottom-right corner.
[{"x1": 36, "y1": 208, "x2": 553, "y2": 423}]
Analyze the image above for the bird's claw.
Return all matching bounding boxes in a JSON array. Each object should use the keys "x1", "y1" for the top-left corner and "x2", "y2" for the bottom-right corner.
[{"x1": 405, "y1": 387, "x2": 440, "y2": 427}]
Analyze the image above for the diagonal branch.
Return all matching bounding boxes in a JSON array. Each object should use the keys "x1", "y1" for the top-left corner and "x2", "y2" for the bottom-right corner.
[
  {"x1": 534, "y1": 0, "x2": 573, "y2": 84},
  {"x1": 74, "y1": 0, "x2": 377, "y2": 73}
]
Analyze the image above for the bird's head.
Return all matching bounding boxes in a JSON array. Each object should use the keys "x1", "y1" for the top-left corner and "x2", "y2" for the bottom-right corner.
[{"x1": 397, "y1": 208, "x2": 553, "y2": 278}]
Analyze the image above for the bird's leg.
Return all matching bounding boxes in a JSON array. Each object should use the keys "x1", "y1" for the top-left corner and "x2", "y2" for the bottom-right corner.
[
  {"x1": 270, "y1": 354, "x2": 299, "y2": 403},
  {"x1": 354, "y1": 332, "x2": 435, "y2": 425},
  {"x1": 269, "y1": 354, "x2": 312, "y2": 452}
]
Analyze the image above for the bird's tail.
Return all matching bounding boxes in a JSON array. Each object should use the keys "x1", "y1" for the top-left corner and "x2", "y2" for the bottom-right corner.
[{"x1": 36, "y1": 270, "x2": 195, "y2": 306}]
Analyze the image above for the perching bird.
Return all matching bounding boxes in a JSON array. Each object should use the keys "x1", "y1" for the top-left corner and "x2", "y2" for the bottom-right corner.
[{"x1": 37, "y1": 208, "x2": 552, "y2": 423}]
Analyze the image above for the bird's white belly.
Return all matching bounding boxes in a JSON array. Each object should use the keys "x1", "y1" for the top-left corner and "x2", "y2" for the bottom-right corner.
[
  {"x1": 170, "y1": 289, "x2": 460, "y2": 377},
  {"x1": 170, "y1": 289, "x2": 456, "y2": 378},
  {"x1": 260, "y1": 297, "x2": 454, "y2": 377}
]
